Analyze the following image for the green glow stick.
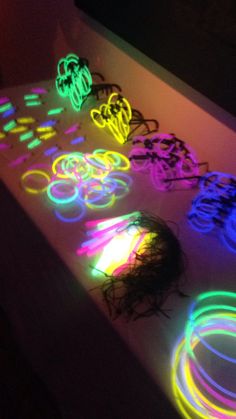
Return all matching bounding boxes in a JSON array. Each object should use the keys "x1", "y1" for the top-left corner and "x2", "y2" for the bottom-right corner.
[
  {"x1": 19, "y1": 131, "x2": 34, "y2": 141},
  {"x1": 27, "y1": 138, "x2": 42, "y2": 149},
  {"x1": 3, "y1": 120, "x2": 17, "y2": 132}
]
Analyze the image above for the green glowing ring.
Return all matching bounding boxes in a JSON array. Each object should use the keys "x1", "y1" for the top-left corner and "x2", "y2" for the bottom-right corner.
[{"x1": 47, "y1": 180, "x2": 79, "y2": 204}]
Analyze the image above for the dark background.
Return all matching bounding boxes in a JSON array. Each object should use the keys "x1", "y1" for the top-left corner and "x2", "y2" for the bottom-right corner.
[{"x1": 75, "y1": 0, "x2": 236, "y2": 116}]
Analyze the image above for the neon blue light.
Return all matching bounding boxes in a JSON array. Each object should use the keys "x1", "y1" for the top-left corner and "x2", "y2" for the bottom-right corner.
[
  {"x1": 44, "y1": 146, "x2": 59, "y2": 157},
  {"x1": 70, "y1": 136, "x2": 85, "y2": 145}
]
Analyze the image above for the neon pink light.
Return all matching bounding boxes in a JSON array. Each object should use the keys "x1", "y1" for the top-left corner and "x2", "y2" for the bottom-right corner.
[
  {"x1": 190, "y1": 361, "x2": 236, "y2": 410},
  {"x1": 0, "y1": 143, "x2": 11, "y2": 150},
  {"x1": 31, "y1": 87, "x2": 48, "y2": 94},
  {"x1": 0, "y1": 97, "x2": 10, "y2": 105},
  {"x1": 9, "y1": 153, "x2": 31, "y2": 167},
  {"x1": 64, "y1": 123, "x2": 80, "y2": 134}
]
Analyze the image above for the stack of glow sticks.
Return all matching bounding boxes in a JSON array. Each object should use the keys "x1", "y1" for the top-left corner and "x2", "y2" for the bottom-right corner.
[
  {"x1": 77, "y1": 211, "x2": 156, "y2": 276},
  {"x1": 172, "y1": 290, "x2": 236, "y2": 419},
  {"x1": 21, "y1": 149, "x2": 132, "y2": 222},
  {"x1": 90, "y1": 93, "x2": 132, "y2": 144}
]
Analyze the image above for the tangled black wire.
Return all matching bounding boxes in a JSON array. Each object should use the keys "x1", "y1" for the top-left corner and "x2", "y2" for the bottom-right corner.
[{"x1": 98, "y1": 212, "x2": 187, "y2": 321}]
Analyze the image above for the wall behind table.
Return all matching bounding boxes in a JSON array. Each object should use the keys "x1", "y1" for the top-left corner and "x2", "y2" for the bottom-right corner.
[{"x1": 59, "y1": 7, "x2": 236, "y2": 175}]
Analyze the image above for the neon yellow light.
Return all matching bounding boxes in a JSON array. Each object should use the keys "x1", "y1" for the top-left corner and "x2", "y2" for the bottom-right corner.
[
  {"x1": 39, "y1": 131, "x2": 56, "y2": 140},
  {"x1": 90, "y1": 93, "x2": 132, "y2": 144},
  {"x1": 92, "y1": 226, "x2": 141, "y2": 276},
  {"x1": 21, "y1": 170, "x2": 50, "y2": 194},
  {"x1": 17, "y1": 117, "x2": 36, "y2": 124},
  {"x1": 10, "y1": 125, "x2": 28, "y2": 134},
  {"x1": 0, "y1": 132, "x2": 6, "y2": 139},
  {"x1": 92, "y1": 226, "x2": 156, "y2": 276},
  {"x1": 104, "y1": 150, "x2": 130, "y2": 171},
  {"x1": 36, "y1": 126, "x2": 54, "y2": 132}
]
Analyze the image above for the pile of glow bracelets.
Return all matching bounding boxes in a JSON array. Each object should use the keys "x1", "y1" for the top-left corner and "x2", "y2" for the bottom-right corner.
[
  {"x1": 172, "y1": 290, "x2": 236, "y2": 419},
  {"x1": 21, "y1": 149, "x2": 132, "y2": 222},
  {"x1": 56, "y1": 53, "x2": 92, "y2": 111},
  {"x1": 77, "y1": 211, "x2": 156, "y2": 276},
  {"x1": 77, "y1": 211, "x2": 184, "y2": 320},
  {"x1": 129, "y1": 133, "x2": 199, "y2": 191},
  {"x1": 90, "y1": 93, "x2": 132, "y2": 144},
  {"x1": 188, "y1": 171, "x2": 236, "y2": 252}
]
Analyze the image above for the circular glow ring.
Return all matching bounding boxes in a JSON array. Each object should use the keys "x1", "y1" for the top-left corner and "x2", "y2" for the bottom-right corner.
[
  {"x1": 108, "y1": 171, "x2": 133, "y2": 188},
  {"x1": 177, "y1": 148, "x2": 199, "y2": 187},
  {"x1": 150, "y1": 160, "x2": 175, "y2": 191},
  {"x1": 52, "y1": 153, "x2": 84, "y2": 179},
  {"x1": 129, "y1": 147, "x2": 151, "y2": 172},
  {"x1": 199, "y1": 172, "x2": 235, "y2": 194},
  {"x1": 172, "y1": 291, "x2": 236, "y2": 419},
  {"x1": 54, "y1": 200, "x2": 86, "y2": 223},
  {"x1": 78, "y1": 180, "x2": 108, "y2": 204},
  {"x1": 84, "y1": 153, "x2": 112, "y2": 175},
  {"x1": 108, "y1": 93, "x2": 132, "y2": 120},
  {"x1": 100, "y1": 177, "x2": 118, "y2": 194},
  {"x1": 85, "y1": 192, "x2": 116, "y2": 209},
  {"x1": 104, "y1": 151, "x2": 130, "y2": 171},
  {"x1": 21, "y1": 170, "x2": 51, "y2": 194},
  {"x1": 152, "y1": 133, "x2": 175, "y2": 158},
  {"x1": 188, "y1": 213, "x2": 215, "y2": 233},
  {"x1": 90, "y1": 108, "x2": 106, "y2": 128},
  {"x1": 56, "y1": 54, "x2": 92, "y2": 111},
  {"x1": 192, "y1": 193, "x2": 219, "y2": 219},
  {"x1": 107, "y1": 117, "x2": 126, "y2": 144},
  {"x1": 111, "y1": 178, "x2": 130, "y2": 199},
  {"x1": 47, "y1": 180, "x2": 78, "y2": 204}
]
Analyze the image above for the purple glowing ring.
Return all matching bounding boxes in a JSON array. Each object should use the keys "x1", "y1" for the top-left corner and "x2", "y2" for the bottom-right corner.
[
  {"x1": 152, "y1": 133, "x2": 175, "y2": 158},
  {"x1": 188, "y1": 213, "x2": 215, "y2": 233},
  {"x1": 129, "y1": 147, "x2": 151, "y2": 172},
  {"x1": 54, "y1": 200, "x2": 86, "y2": 223},
  {"x1": 78, "y1": 179, "x2": 108, "y2": 204},
  {"x1": 108, "y1": 171, "x2": 133, "y2": 188},
  {"x1": 150, "y1": 160, "x2": 175, "y2": 191},
  {"x1": 47, "y1": 180, "x2": 79, "y2": 204}
]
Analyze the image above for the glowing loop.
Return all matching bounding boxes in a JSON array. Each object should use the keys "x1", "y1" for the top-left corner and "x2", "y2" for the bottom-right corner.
[
  {"x1": 172, "y1": 290, "x2": 236, "y2": 419},
  {"x1": 54, "y1": 201, "x2": 86, "y2": 223},
  {"x1": 188, "y1": 173, "x2": 236, "y2": 251},
  {"x1": 47, "y1": 180, "x2": 79, "y2": 204},
  {"x1": 90, "y1": 93, "x2": 132, "y2": 144},
  {"x1": 21, "y1": 170, "x2": 50, "y2": 194},
  {"x1": 55, "y1": 53, "x2": 92, "y2": 111}
]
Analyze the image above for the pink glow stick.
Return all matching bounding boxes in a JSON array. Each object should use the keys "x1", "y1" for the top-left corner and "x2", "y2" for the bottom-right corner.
[
  {"x1": 0, "y1": 97, "x2": 10, "y2": 105},
  {"x1": 64, "y1": 123, "x2": 80, "y2": 134}
]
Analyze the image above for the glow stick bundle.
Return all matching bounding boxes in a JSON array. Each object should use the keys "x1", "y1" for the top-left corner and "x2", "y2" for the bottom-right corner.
[
  {"x1": 77, "y1": 211, "x2": 156, "y2": 276},
  {"x1": 56, "y1": 53, "x2": 92, "y2": 111},
  {"x1": 90, "y1": 93, "x2": 132, "y2": 144},
  {"x1": 129, "y1": 133, "x2": 199, "y2": 191},
  {"x1": 188, "y1": 171, "x2": 236, "y2": 252},
  {"x1": 172, "y1": 290, "x2": 236, "y2": 419}
]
